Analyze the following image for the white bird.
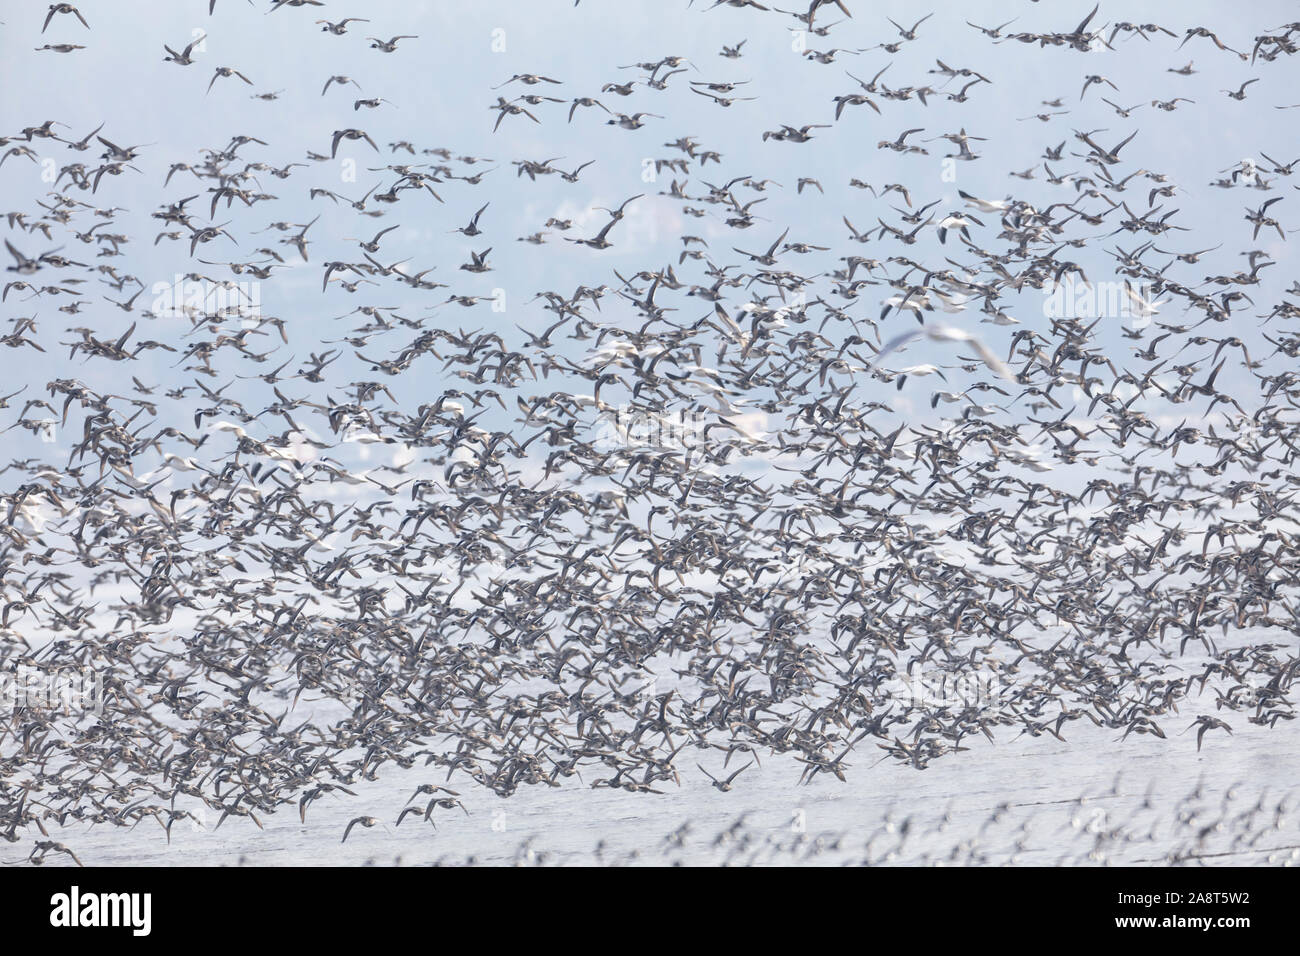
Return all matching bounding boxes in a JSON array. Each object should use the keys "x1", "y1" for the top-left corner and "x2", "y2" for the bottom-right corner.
[
  {"x1": 211, "y1": 421, "x2": 248, "y2": 439},
  {"x1": 957, "y1": 189, "x2": 1011, "y2": 213},
  {"x1": 930, "y1": 289, "x2": 969, "y2": 313},
  {"x1": 1123, "y1": 281, "x2": 1167, "y2": 317},
  {"x1": 870, "y1": 323, "x2": 1015, "y2": 380},
  {"x1": 162, "y1": 453, "x2": 206, "y2": 472}
]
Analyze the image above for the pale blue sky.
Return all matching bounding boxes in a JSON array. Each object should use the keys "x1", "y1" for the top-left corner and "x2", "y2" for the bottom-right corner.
[{"x1": 1, "y1": 0, "x2": 1294, "y2": 459}]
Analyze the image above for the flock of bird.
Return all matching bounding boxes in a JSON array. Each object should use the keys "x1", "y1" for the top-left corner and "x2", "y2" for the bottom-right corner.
[
  {"x1": 413, "y1": 776, "x2": 1300, "y2": 866},
  {"x1": 2, "y1": 1, "x2": 1300, "y2": 863}
]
